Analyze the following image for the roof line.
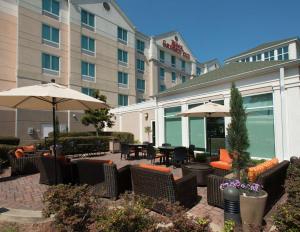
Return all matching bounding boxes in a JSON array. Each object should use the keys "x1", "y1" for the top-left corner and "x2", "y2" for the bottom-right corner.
[
  {"x1": 110, "y1": 0, "x2": 136, "y2": 30},
  {"x1": 157, "y1": 59, "x2": 300, "y2": 97},
  {"x1": 225, "y1": 37, "x2": 299, "y2": 62}
]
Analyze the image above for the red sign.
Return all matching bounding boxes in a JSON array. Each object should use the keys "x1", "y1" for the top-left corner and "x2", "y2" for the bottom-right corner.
[{"x1": 162, "y1": 39, "x2": 190, "y2": 60}]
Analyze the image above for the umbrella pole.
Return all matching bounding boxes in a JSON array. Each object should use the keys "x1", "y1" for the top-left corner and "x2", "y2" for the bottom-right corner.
[{"x1": 52, "y1": 97, "x2": 57, "y2": 185}]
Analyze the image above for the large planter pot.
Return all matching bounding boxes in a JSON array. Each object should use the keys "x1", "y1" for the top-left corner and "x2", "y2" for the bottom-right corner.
[{"x1": 240, "y1": 190, "x2": 268, "y2": 232}]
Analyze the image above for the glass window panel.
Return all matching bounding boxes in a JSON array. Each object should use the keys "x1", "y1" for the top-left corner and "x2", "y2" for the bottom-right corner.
[
  {"x1": 283, "y1": 53, "x2": 289, "y2": 60},
  {"x1": 118, "y1": 49, "x2": 122, "y2": 61},
  {"x1": 283, "y1": 46, "x2": 288, "y2": 53},
  {"x1": 89, "y1": 13, "x2": 94, "y2": 27},
  {"x1": 243, "y1": 93, "x2": 273, "y2": 109},
  {"x1": 89, "y1": 63, "x2": 95, "y2": 77},
  {"x1": 42, "y1": 0, "x2": 51, "y2": 11},
  {"x1": 52, "y1": 0, "x2": 59, "y2": 16},
  {"x1": 81, "y1": 36, "x2": 87, "y2": 49},
  {"x1": 165, "y1": 106, "x2": 182, "y2": 146},
  {"x1": 51, "y1": 56, "x2": 59, "y2": 71},
  {"x1": 118, "y1": 72, "x2": 122, "y2": 83},
  {"x1": 246, "y1": 108, "x2": 275, "y2": 158},
  {"x1": 124, "y1": 73, "x2": 128, "y2": 84},
  {"x1": 89, "y1": 38, "x2": 95, "y2": 51},
  {"x1": 278, "y1": 54, "x2": 283, "y2": 60},
  {"x1": 42, "y1": 24, "x2": 50, "y2": 40},
  {"x1": 81, "y1": 87, "x2": 89, "y2": 95},
  {"x1": 124, "y1": 51, "x2": 128, "y2": 62},
  {"x1": 52, "y1": 27, "x2": 59, "y2": 43},
  {"x1": 81, "y1": 10, "x2": 87, "y2": 24},
  {"x1": 123, "y1": 30, "x2": 127, "y2": 41},
  {"x1": 117, "y1": 27, "x2": 122, "y2": 39},
  {"x1": 42, "y1": 53, "x2": 50, "y2": 69},
  {"x1": 81, "y1": 61, "x2": 88, "y2": 75}
]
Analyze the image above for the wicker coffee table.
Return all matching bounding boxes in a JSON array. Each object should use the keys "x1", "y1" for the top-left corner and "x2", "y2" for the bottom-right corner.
[{"x1": 182, "y1": 163, "x2": 213, "y2": 186}]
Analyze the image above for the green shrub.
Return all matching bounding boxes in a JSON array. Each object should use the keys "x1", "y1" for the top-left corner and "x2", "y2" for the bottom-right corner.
[
  {"x1": 273, "y1": 158, "x2": 300, "y2": 231},
  {"x1": 43, "y1": 184, "x2": 99, "y2": 232},
  {"x1": 0, "y1": 144, "x2": 16, "y2": 167},
  {"x1": 0, "y1": 136, "x2": 20, "y2": 146},
  {"x1": 41, "y1": 136, "x2": 112, "y2": 155}
]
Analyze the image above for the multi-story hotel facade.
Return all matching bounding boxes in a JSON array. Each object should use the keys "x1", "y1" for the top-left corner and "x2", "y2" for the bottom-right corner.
[
  {"x1": 0, "y1": 0, "x2": 219, "y2": 143},
  {"x1": 111, "y1": 37, "x2": 300, "y2": 161}
]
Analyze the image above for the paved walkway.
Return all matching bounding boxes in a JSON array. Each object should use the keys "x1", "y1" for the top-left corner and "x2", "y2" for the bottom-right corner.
[{"x1": 0, "y1": 152, "x2": 283, "y2": 231}]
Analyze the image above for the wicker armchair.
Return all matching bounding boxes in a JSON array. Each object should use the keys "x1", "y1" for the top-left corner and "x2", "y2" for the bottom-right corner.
[
  {"x1": 8, "y1": 150, "x2": 41, "y2": 176},
  {"x1": 38, "y1": 156, "x2": 73, "y2": 185},
  {"x1": 207, "y1": 160, "x2": 290, "y2": 214},
  {"x1": 73, "y1": 160, "x2": 132, "y2": 200},
  {"x1": 130, "y1": 165, "x2": 198, "y2": 208}
]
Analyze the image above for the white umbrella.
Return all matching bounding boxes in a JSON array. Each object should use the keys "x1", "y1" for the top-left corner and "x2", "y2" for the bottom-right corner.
[
  {"x1": 0, "y1": 79, "x2": 108, "y2": 184},
  {"x1": 177, "y1": 101, "x2": 230, "y2": 155}
]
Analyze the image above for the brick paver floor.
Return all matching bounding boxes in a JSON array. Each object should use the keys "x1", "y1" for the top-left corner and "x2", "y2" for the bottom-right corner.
[{"x1": 0, "y1": 152, "x2": 283, "y2": 231}]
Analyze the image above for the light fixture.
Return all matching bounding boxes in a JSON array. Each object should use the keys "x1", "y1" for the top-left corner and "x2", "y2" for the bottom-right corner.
[{"x1": 144, "y1": 113, "x2": 149, "y2": 121}]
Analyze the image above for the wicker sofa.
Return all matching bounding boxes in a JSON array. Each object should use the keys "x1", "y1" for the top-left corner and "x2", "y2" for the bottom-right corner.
[
  {"x1": 72, "y1": 160, "x2": 132, "y2": 200},
  {"x1": 207, "y1": 160, "x2": 290, "y2": 214},
  {"x1": 38, "y1": 156, "x2": 73, "y2": 185},
  {"x1": 130, "y1": 165, "x2": 198, "y2": 208}
]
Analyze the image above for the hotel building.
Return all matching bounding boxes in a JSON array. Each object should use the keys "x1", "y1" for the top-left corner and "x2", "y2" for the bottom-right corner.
[
  {"x1": 111, "y1": 37, "x2": 300, "y2": 161},
  {"x1": 0, "y1": 0, "x2": 219, "y2": 143}
]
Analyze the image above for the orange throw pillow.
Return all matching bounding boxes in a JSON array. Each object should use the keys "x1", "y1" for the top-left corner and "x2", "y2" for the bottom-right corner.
[
  {"x1": 248, "y1": 158, "x2": 279, "y2": 182},
  {"x1": 15, "y1": 149, "x2": 24, "y2": 158},
  {"x1": 210, "y1": 161, "x2": 232, "y2": 170},
  {"x1": 139, "y1": 163, "x2": 171, "y2": 173},
  {"x1": 220, "y1": 149, "x2": 232, "y2": 163},
  {"x1": 22, "y1": 145, "x2": 36, "y2": 153},
  {"x1": 43, "y1": 152, "x2": 51, "y2": 157}
]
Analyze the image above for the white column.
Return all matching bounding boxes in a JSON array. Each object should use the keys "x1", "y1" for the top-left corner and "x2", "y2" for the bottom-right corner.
[
  {"x1": 139, "y1": 112, "x2": 143, "y2": 142},
  {"x1": 273, "y1": 87, "x2": 284, "y2": 160},
  {"x1": 224, "y1": 95, "x2": 231, "y2": 148},
  {"x1": 119, "y1": 115, "x2": 123, "y2": 132},
  {"x1": 157, "y1": 107, "x2": 165, "y2": 146},
  {"x1": 181, "y1": 103, "x2": 189, "y2": 147}
]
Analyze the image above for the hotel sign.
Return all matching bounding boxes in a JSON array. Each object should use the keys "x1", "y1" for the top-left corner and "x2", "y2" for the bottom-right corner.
[{"x1": 162, "y1": 38, "x2": 190, "y2": 60}]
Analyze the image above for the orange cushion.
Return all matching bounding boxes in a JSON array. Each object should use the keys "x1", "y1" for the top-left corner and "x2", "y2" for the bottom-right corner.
[
  {"x1": 22, "y1": 145, "x2": 36, "y2": 153},
  {"x1": 220, "y1": 149, "x2": 232, "y2": 163},
  {"x1": 43, "y1": 152, "x2": 51, "y2": 157},
  {"x1": 247, "y1": 158, "x2": 279, "y2": 182},
  {"x1": 82, "y1": 159, "x2": 113, "y2": 165},
  {"x1": 210, "y1": 161, "x2": 232, "y2": 170},
  {"x1": 15, "y1": 149, "x2": 24, "y2": 158},
  {"x1": 139, "y1": 163, "x2": 171, "y2": 173}
]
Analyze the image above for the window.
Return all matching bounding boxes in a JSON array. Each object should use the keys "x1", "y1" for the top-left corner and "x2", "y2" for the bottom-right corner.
[
  {"x1": 243, "y1": 93, "x2": 275, "y2": 158},
  {"x1": 160, "y1": 85, "x2": 166, "y2": 92},
  {"x1": 171, "y1": 72, "x2": 176, "y2": 83},
  {"x1": 188, "y1": 103, "x2": 205, "y2": 148},
  {"x1": 81, "y1": 87, "x2": 96, "y2": 97},
  {"x1": 136, "y1": 39, "x2": 145, "y2": 53},
  {"x1": 182, "y1": 76, "x2": 186, "y2": 83},
  {"x1": 136, "y1": 59, "x2": 145, "y2": 72},
  {"x1": 160, "y1": 50, "x2": 165, "y2": 63},
  {"x1": 252, "y1": 54, "x2": 262, "y2": 62},
  {"x1": 171, "y1": 56, "x2": 176, "y2": 67},
  {"x1": 42, "y1": 53, "x2": 59, "y2": 75},
  {"x1": 164, "y1": 106, "x2": 182, "y2": 146},
  {"x1": 137, "y1": 79, "x2": 145, "y2": 92},
  {"x1": 196, "y1": 67, "x2": 201, "y2": 76},
  {"x1": 81, "y1": 9, "x2": 95, "y2": 30},
  {"x1": 81, "y1": 35, "x2": 95, "y2": 55},
  {"x1": 277, "y1": 46, "x2": 289, "y2": 60},
  {"x1": 245, "y1": 57, "x2": 250, "y2": 62},
  {"x1": 42, "y1": 0, "x2": 59, "y2": 18},
  {"x1": 118, "y1": 71, "x2": 128, "y2": 87},
  {"x1": 42, "y1": 24, "x2": 59, "y2": 46},
  {"x1": 159, "y1": 68, "x2": 165, "y2": 80},
  {"x1": 264, "y1": 50, "x2": 275, "y2": 61},
  {"x1": 81, "y1": 61, "x2": 95, "y2": 81},
  {"x1": 118, "y1": 94, "x2": 128, "y2": 106},
  {"x1": 117, "y1": 27, "x2": 127, "y2": 44},
  {"x1": 181, "y1": 59, "x2": 185, "y2": 70},
  {"x1": 118, "y1": 49, "x2": 128, "y2": 66}
]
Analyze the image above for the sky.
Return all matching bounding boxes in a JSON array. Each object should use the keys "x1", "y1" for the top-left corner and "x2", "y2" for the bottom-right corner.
[{"x1": 117, "y1": 0, "x2": 300, "y2": 63}]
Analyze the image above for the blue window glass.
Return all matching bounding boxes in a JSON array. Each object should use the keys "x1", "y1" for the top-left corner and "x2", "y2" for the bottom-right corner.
[
  {"x1": 42, "y1": 24, "x2": 59, "y2": 44},
  {"x1": 160, "y1": 68, "x2": 165, "y2": 80},
  {"x1": 81, "y1": 9, "x2": 95, "y2": 28},
  {"x1": 89, "y1": 63, "x2": 95, "y2": 77},
  {"x1": 118, "y1": 72, "x2": 128, "y2": 85},
  {"x1": 81, "y1": 87, "x2": 96, "y2": 96},
  {"x1": 160, "y1": 85, "x2": 166, "y2": 92},
  {"x1": 117, "y1": 27, "x2": 127, "y2": 42},
  {"x1": 81, "y1": 35, "x2": 95, "y2": 52},
  {"x1": 137, "y1": 40, "x2": 145, "y2": 53},
  {"x1": 81, "y1": 61, "x2": 95, "y2": 79},
  {"x1": 160, "y1": 50, "x2": 165, "y2": 62},
  {"x1": 137, "y1": 79, "x2": 145, "y2": 91},
  {"x1": 81, "y1": 61, "x2": 88, "y2": 75},
  {"x1": 118, "y1": 49, "x2": 128, "y2": 64},
  {"x1": 42, "y1": 53, "x2": 59, "y2": 72},
  {"x1": 118, "y1": 94, "x2": 128, "y2": 106},
  {"x1": 42, "y1": 0, "x2": 59, "y2": 16},
  {"x1": 42, "y1": 24, "x2": 50, "y2": 40},
  {"x1": 137, "y1": 59, "x2": 145, "y2": 71}
]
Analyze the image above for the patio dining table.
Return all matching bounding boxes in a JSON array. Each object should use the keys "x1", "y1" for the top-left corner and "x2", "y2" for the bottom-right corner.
[
  {"x1": 158, "y1": 146, "x2": 176, "y2": 166},
  {"x1": 128, "y1": 144, "x2": 148, "y2": 159}
]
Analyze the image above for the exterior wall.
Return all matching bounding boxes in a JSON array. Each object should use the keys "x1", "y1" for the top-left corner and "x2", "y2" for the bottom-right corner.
[{"x1": 111, "y1": 63, "x2": 300, "y2": 161}]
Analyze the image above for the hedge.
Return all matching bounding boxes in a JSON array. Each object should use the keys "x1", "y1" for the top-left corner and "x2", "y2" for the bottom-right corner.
[
  {"x1": 41, "y1": 136, "x2": 113, "y2": 155},
  {"x1": 0, "y1": 144, "x2": 16, "y2": 166},
  {"x1": 0, "y1": 136, "x2": 20, "y2": 146},
  {"x1": 48, "y1": 131, "x2": 134, "y2": 143}
]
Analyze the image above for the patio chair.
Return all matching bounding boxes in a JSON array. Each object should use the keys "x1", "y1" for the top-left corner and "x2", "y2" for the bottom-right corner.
[
  {"x1": 209, "y1": 149, "x2": 233, "y2": 175},
  {"x1": 131, "y1": 164, "x2": 198, "y2": 208},
  {"x1": 141, "y1": 141, "x2": 150, "y2": 157},
  {"x1": 38, "y1": 156, "x2": 73, "y2": 185},
  {"x1": 187, "y1": 144, "x2": 195, "y2": 162},
  {"x1": 120, "y1": 143, "x2": 134, "y2": 159},
  {"x1": 72, "y1": 159, "x2": 132, "y2": 200},
  {"x1": 172, "y1": 146, "x2": 188, "y2": 167},
  {"x1": 147, "y1": 145, "x2": 165, "y2": 164}
]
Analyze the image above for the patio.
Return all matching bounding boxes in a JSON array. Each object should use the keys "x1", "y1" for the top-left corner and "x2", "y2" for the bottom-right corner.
[{"x1": 0, "y1": 152, "x2": 282, "y2": 231}]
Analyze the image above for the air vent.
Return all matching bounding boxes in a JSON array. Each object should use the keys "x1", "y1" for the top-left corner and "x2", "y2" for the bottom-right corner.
[{"x1": 103, "y1": 2, "x2": 110, "y2": 11}]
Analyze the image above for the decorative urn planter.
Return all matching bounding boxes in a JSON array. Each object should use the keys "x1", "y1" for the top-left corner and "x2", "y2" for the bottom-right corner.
[
  {"x1": 240, "y1": 190, "x2": 268, "y2": 232},
  {"x1": 223, "y1": 186, "x2": 241, "y2": 225}
]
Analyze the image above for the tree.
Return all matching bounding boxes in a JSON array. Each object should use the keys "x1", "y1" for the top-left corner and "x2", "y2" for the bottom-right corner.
[
  {"x1": 144, "y1": 126, "x2": 152, "y2": 142},
  {"x1": 81, "y1": 90, "x2": 114, "y2": 136},
  {"x1": 227, "y1": 83, "x2": 250, "y2": 180}
]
